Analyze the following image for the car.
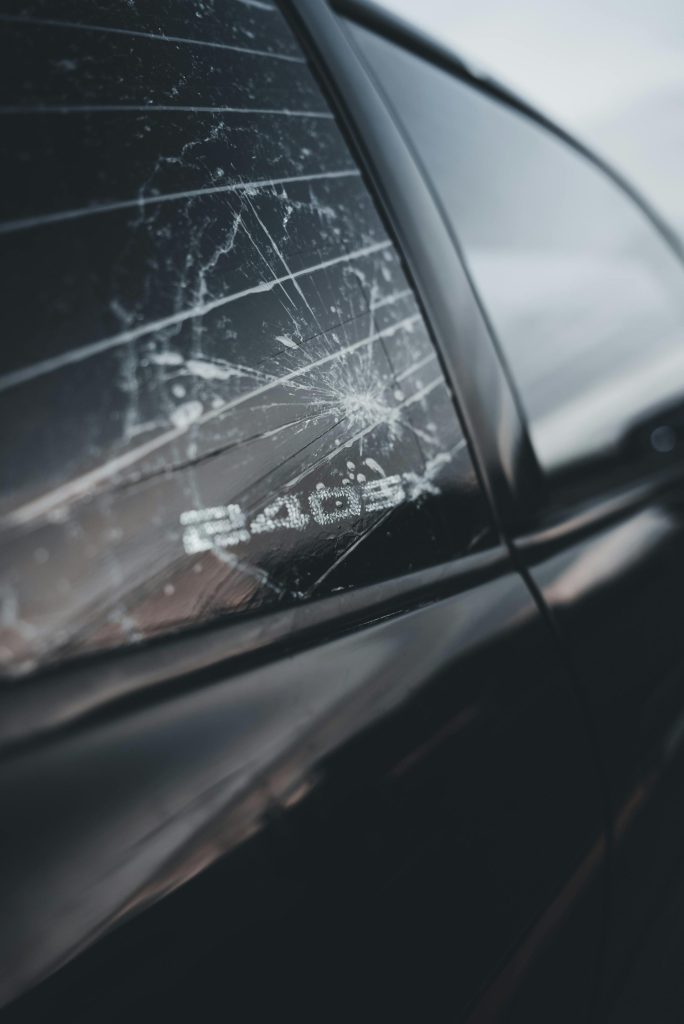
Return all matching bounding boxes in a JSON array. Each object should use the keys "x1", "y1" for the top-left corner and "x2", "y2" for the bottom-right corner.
[{"x1": 1, "y1": 1, "x2": 684, "y2": 1020}]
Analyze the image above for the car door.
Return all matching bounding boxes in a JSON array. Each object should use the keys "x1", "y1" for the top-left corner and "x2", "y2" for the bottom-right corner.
[
  {"x1": 0, "y1": 2, "x2": 604, "y2": 1021},
  {"x1": 343, "y1": 10, "x2": 684, "y2": 1014}
]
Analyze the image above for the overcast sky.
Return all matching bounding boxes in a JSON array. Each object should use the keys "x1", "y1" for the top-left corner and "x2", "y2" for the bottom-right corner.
[{"x1": 377, "y1": 0, "x2": 684, "y2": 233}]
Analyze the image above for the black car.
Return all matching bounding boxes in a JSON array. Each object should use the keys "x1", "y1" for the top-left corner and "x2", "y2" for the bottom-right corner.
[{"x1": 2, "y1": 1, "x2": 684, "y2": 1020}]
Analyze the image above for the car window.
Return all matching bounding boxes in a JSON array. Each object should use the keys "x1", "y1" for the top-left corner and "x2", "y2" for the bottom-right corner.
[
  {"x1": 0, "y1": 0, "x2": 494, "y2": 677},
  {"x1": 349, "y1": 23, "x2": 684, "y2": 503}
]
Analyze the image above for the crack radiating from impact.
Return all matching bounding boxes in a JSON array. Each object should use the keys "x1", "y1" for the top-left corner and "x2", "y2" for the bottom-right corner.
[
  {"x1": 4, "y1": 313, "x2": 421, "y2": 526},
  {"x1": 0, "y1": 12, "x2": 302, "y2": 62},
  {"x1": 0, "y1": 240, "x2": 393, "y2": 392},
  {"x1": 0, "y1": 170, "x2": 360, "y2": 236},
  {"x1": 0, "y1": 104, "x2": 333, "y2": 116}
]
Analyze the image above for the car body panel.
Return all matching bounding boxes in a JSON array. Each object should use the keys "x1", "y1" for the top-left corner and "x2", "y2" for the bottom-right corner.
[{"x1": 0, "y1": 571, "x2": 602, "y2": 1021}]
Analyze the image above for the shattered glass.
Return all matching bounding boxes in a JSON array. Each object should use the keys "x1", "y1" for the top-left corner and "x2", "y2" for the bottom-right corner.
[{"x1": 0, "y1": 0, "x2": 494, "y2": 677}]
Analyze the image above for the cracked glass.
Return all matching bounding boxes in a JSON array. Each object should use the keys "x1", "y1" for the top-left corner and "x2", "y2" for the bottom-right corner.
[{"x1": 0, "y1": 0, "x2": 494, "y2": 677}]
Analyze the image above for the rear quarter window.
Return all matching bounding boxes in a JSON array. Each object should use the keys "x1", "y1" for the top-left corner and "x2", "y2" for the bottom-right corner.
[{"x1": 0, "y1": 0, "x2": 493, "y2": 677}]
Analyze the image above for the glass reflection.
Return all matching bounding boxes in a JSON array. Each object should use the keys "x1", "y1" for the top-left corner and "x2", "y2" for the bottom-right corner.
[{"x1": 352, "y1": 26, "x2": 684, "y2": 496}]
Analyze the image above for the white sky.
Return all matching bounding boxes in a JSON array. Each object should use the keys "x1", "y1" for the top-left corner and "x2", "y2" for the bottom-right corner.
[{"x1": 376, "y1": 0, "x2": 684, "y2": 232}]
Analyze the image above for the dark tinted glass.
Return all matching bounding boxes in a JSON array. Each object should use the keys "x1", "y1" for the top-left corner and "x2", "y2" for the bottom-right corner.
[
  {"x1": 0, "y1": 1, "x2": 493, "y2": 677},
  {"x1": 351, "y1": 25, "x2": 684, "y2": 498}
]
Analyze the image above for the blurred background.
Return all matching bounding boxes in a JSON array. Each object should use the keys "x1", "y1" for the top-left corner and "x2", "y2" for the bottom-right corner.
[{"x1": 378, "y1": 0, "x2": 684, "y2": 244}]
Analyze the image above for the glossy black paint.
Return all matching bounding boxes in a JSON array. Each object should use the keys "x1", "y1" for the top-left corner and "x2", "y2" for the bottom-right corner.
[
  {"x1": 0, "y1": 572, "x2": 602, "y2": 1022},
  {"x1": 1, "y1": 0, "x2": 683, "y2": 1021}
]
